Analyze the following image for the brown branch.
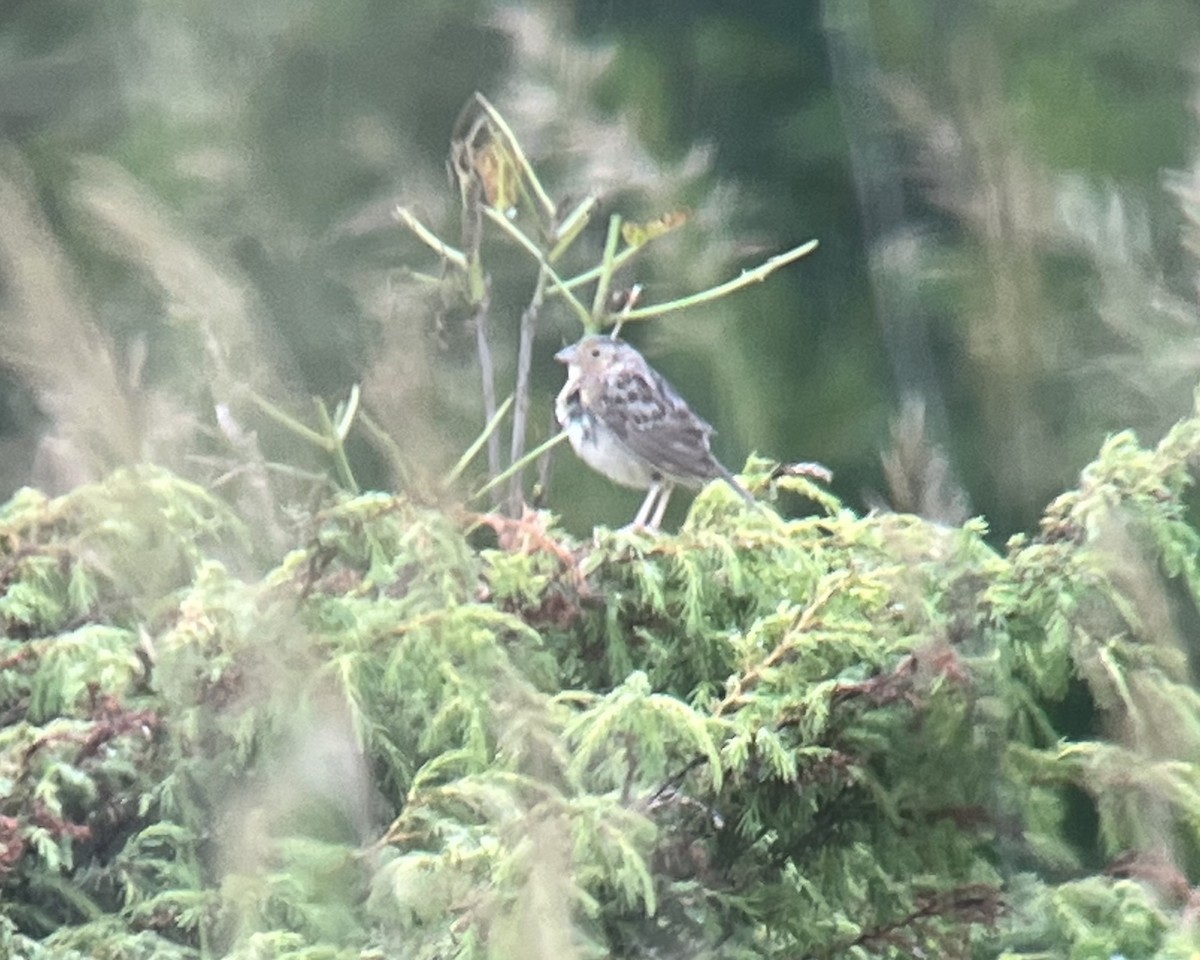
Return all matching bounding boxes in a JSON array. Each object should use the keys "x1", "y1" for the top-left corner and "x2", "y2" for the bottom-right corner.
[
  {"x1": 507, "y1": 270, "x2": 547, "y2": 514},
  {"x1": 470, "y1": 278, "x2": 503, "y2": 508},
  {"x1": 836, "y1": 884, "x2": 1003, "y2": 957},
  {"x1": 715, "y1": 572, "x2": 849, "y2": 716}
]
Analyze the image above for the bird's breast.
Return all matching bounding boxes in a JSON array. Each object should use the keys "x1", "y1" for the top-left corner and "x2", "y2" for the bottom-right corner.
[{"x1": 560, "y1": 406, "x2": 656, "y2": 490}]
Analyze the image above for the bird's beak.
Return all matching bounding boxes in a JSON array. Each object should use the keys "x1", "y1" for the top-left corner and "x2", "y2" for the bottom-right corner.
[{"x1": 554, "y1": 344, "x2": 577, "y2": 364}]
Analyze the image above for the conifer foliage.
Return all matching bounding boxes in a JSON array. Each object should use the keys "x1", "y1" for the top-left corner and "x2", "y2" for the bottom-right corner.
[
  {"x1": 3, "y1": 80, "x2": 1200, "y2": 959},
  {"x1": 3, "y1": 395, "x2": 1200, "y2": 958}
]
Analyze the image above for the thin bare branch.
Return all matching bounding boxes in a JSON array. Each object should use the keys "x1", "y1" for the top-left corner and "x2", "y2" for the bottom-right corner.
[
  {"x1": 508, "y1": 270, "x2": 549, "y2": 514},
  {"x1": 471, "y1": 279, "x2": 503, "y2": 507}
]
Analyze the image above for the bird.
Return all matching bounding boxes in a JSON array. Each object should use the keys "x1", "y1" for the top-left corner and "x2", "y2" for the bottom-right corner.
[{"x1": 554, "y1": 334, "x2": 754, "y2": 529}]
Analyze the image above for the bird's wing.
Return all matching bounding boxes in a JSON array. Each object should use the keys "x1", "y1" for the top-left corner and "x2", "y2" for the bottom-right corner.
[{"x1": 592, "y1": 363, "x2": 722, "y2": 487}]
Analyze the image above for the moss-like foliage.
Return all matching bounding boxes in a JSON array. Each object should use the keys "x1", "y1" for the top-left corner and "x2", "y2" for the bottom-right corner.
[{"x1": 3, "y1": 398, "x2": 1200, "y2": 959}]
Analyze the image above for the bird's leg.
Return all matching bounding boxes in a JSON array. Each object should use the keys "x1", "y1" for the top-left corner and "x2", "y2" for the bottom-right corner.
[
  {"x1": 631, "y1": 483, "x2": 661, "y2": 529},
  {"x1": 648, "y1": 482, "x2": 675, "y2": 530}
]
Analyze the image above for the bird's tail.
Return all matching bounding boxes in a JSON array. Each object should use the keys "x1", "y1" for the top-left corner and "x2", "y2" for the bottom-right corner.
[{"x1": 717, "y1": 465, "x2": 755, "y2": 504}]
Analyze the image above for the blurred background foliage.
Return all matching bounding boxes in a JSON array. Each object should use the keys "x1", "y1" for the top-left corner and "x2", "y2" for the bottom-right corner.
[{"x1": 1, "y1": 0, "x2": 1199, "y2": 534}]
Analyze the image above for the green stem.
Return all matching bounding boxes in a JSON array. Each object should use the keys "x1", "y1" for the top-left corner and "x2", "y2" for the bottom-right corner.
[
  {"x1": 358, "y1": 410, "x2": 415, "y2": 489},
  {"x1": 471, "y1": 430, "x2": 570, "y2": 504},
  {"x1": 244, "y1": 389, "x2": 329, "y2": 448},
  {"x1": 556, "y1": 242, "x2": 643, "y2": 295},
  {"x1": 588, "y1": 214, "x2": 623, "y2": 333},
  {"x1": 314, "y1": 397, "x2": 360, "y2": 494},
  {"x1": 444, "y1": 394, "x2": 514, "y2": 487},
  {"x1": 482, "y1": 207, "x2": 592, "y2": 325},
  {"x1": 394, "y1": 205, "x2": 468, "y2": 270},
  {"x1": 618, "y1": 240, "x2": 819, "y2": 321},
  {"x1": 334, "y1": 384, "x2": 361, "y2": 441},
  {"x1": 549, "y1": 195, "x2": 598, "y2": 263}
]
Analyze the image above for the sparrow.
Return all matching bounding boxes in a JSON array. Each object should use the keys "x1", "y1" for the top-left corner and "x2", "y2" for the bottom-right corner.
[{"x1": 554, "y1": 334, "x2": 753, "y2": 529}]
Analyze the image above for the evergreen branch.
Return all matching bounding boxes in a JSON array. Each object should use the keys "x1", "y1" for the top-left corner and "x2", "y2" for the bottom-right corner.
[
  {"x1": 468, "y1": 510, "x2": 581, "y2": 574},
  {"x1": 35, "y1": 873, "x2": 107, "y2": 922},
  {"x1": 837, "y1": 884, "x2": 1003, "y2": 956},
  {"x1": 647, "y1": 755, "x2": 708, "y2": 805},
  {"x1": 715, "y1": 570, "x2": 850, "y2": 716}
]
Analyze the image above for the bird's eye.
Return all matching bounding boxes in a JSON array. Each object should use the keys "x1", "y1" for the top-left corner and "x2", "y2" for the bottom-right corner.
[{"x1": 590, "y1": 348, "x2": 600, "y2": 358}]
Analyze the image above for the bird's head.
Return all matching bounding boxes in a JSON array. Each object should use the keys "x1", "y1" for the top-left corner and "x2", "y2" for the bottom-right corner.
[{"x1": 554, "y1": 334, "x2": 630, "y2": 376}]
